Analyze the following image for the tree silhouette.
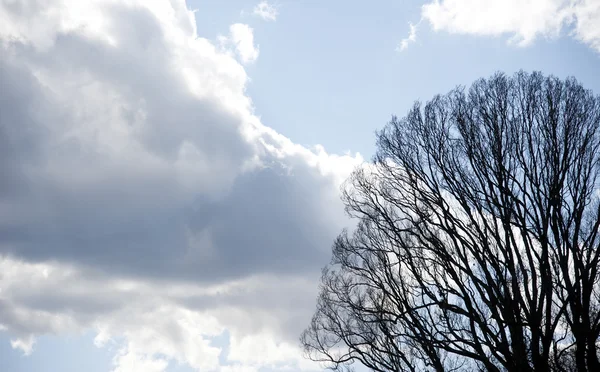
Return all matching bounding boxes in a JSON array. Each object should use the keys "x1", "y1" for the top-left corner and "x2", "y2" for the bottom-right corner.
[{"x1": 301, "y1": 71, "x2": 600, "y2": 371}]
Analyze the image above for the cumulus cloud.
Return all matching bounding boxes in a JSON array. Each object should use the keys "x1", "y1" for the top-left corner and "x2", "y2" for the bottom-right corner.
[
  {"x1": 421, "y1": 0, "x2": 600, "y2": 52},
  {"x1": 253, "y1": 1, "x2": 278, "y2": 22},
  {"x1": 397, "y1": 22, "x2": 418, "y2": 52},
  {"x1": 0, "y1": 0, "x2": 362, "y2": 371}
]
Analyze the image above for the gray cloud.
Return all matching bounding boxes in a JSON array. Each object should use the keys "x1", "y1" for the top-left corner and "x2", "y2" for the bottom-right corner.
[
  {"x1": 0, "y1": 2, "x2": 350, "y2": 282},
  {"x1": 0, "y1": 0, "x2": 361, "y2": 369}
]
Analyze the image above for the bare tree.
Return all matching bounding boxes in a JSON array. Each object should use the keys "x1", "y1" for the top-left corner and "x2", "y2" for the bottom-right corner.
[{"x1": 301, "y1": 71, "x2": 600, "y2": 371}]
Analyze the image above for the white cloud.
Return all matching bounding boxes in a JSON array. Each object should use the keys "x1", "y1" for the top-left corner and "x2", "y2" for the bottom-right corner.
[
  {"x1": 112, "y1": 349, "x2": 169, "y2": 372},
  {"x1": 421, "y1": 0, "x2": 600, "y2": 52},
  {"x1": 0, "y1": 0, "x2": 362, "y2": 371},
  {"x1": 10, "y1": 335, "x2": 36, "y2": 355},
  {"x1": 0, "y1": 256, "x2": 331, "y2": 371},
  {"x1": 397, "y1": 22, "x2": 418, "y2": 52},
  {"x1": 253, "y1": 1, "x2": 278, "y2": 21},
  {"x1": 223, "y1": 23, "x2": 260, "y2": 64},
  {"x1": 572, "y1": 0, "x2": 600, "y2": 52}
]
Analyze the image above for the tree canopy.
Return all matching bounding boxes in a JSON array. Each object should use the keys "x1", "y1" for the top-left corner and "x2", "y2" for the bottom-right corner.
[{"x1": 301, "y1": 71, "x2": 600, "y2": 371}]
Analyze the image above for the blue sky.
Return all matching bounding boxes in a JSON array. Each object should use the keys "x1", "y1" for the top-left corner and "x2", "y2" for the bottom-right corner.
[
  {"x1": 192, "y1": 0, "x2": 600, "y2": 157},
  {"x1": 0, "y1": 0, "x2": 599, "y2": 371}
]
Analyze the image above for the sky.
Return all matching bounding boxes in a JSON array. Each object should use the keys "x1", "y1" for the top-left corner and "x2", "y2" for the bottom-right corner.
[{"x1": 0, "y1": 0, "x2": 599, "y2": 371}]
